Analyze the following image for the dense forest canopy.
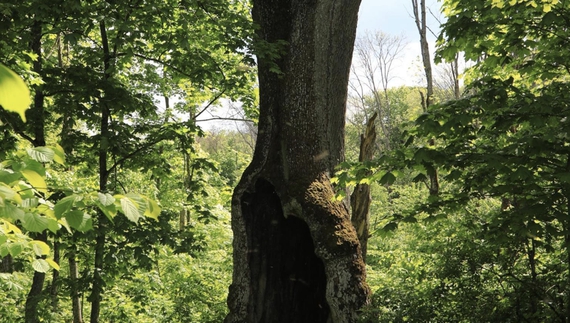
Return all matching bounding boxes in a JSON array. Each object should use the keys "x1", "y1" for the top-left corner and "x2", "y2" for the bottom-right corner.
[{"x1": 1, "y1": 0, "x2": 570, "y2": 322}]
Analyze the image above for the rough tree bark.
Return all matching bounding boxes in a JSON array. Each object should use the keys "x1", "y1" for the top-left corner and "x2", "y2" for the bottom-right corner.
[{"x1": 225, "y1": 1, "x2": 370, "y2": 323}]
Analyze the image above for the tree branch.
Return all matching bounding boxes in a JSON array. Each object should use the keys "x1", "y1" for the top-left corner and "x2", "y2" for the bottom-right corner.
[{"x1": 196, "y1": 117, "x2": 254, "y2": 123}]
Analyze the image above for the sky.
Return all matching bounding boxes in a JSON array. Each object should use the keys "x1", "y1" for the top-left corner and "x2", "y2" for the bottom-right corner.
[
  {"x1": 356, "y1": 0, "x2": 442, "y2": 87},
  {"x1": 357, "y1": 0, "x2": 419, "y2": 39},
  {"x1": 357, "y1": 0, "x2": 442, "y2": 44}
]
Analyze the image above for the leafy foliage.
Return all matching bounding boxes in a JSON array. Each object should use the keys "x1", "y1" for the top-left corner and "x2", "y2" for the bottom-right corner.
[
  {"x1": 0, "y1": 144, "x2": 161, "y2": 273},
  {"x1": 351, "y1": 0, "x2": 570, "y2": 322},
  {"x1": 0, "y1": 0, "x2": 257, "y2": 319},
  {"x1": 0, "y1": 63, "x2": 30, "y2": 121}
]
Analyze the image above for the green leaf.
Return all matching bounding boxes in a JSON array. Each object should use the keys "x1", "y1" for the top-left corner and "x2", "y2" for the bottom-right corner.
[
  {"x1": 412, "y1": 173, "x2": 428, "y2": 183},
  {"x1": 0, "y1": 244, "x2": 8, "y2": 257},
  {"x1": 556, "y1": 172, "x2": 570, "y2": 183},
  {"x1": 126, "y1": 193, "x2": 147, "y2": 215},
  {"x1": 382, "y1": 222, "x2": 398, "y2": 232},
  {"x1": 0, "y1": 217, "x2": 22, "y2": 233},
  {"x1": 359, "y1": 178, "x2": 371, "y2": 185},
  {"x1": 16, "y1": 182, "x2": 35, "y2": 199},
  {"x1": 380, "y1": 172, "x2": 396, "y2": 186},
  {"x1": 95, "y1": 201, "x2": 117, "y2": 221},
  {"x1": 0, "y1": 63, "x2": 31, "y2": 122},
  {"x1": 45, "y1": 258, "x2": 60, "y2": 271},
  {"x1": 9, "y1": 242, "x2": 24, "y2": 257},
  {"x1": 119, "y1": 196, "x2": 141, "y2": 223},
  {"x1": 27, "y1": 147, "x2": 55, "y2": 163},
  {"x1": 30, "y1": 240, "x2": 50, "y2": 256},
  {"x1": 97, "y1": 192, "x2": 115, "y2": 206},
  {"x1": 54, "y1": 195, "x2": 81, "y2": 219},
  {"x1": 22, "y1": 212, "x2": 49, "y2": 232},
  {"x1": 144, "y1": 197, "x2": 160, "y2": 220},
  {"x1": 21, "y1": 197, "x2": 39, "y2": 208},
  {"x1": 65, "y1": 210, "x2": 92, "y2": 232},
  {"x1": 51, "y1": 144, "x2": 65, "y2": 165},
  {"x1": 20, "y1": 159, "x2": 46, "y2": 176},
  {"x1": 0, "y1": 272, "x2": 23, "y2": 290},
  {"x1": 334, "y1": 189, "x2": 346, "y2": 201},
  {"x1": 32, "y1": 259, "x2": 51, "y2": 273},
  {"x1": 0, "y1": 182, "x2": 17, "y2": 200},
  {"x1": 0, "y1": 170, "x2": 20, "y2": 186},
  {"x1": 20, "y1": 169, "x2": 47, "y2": 194},
  {"x1": 47, "y1": 218, "x2": 59, "y2": 233},
  {"x1": 58, "y1": 218, "x2": 72, "y2": 233},
  {"x1": 2, "y1": 202, "x2": 26, "y2": 221}
]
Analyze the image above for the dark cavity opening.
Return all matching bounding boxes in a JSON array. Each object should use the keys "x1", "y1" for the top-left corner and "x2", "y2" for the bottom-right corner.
[{"x1": 242, "y1": 178, "x2": 329, "y2": 322}]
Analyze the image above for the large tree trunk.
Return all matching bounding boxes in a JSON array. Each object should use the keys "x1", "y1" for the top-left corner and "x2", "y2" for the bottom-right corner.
[{"x1": 225, "y1": 1, "x2": 369, "y2": 323}]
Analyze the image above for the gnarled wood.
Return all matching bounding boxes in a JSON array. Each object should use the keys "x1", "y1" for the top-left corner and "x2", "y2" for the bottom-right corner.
[{"x1": 350, "y1": 112, "x2": 377, "y2": 262}]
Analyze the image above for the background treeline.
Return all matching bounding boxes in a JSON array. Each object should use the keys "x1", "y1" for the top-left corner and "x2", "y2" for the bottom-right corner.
[{"x1": 2, "y1": 0, "x2": 570, "y2": 322}]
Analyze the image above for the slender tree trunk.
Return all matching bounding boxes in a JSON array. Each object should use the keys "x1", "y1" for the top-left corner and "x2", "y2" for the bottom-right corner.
[
  {"x1": 179, "y1": 209, "x2": 187, "y2": 231},
  {"x1": 69, "y1": 249, "x2": 84, "y2": 323},
  {"x1": 527, "y1": 239, "x2": 538, "y2": 318},
  {"x1": 412, "y1": 0, "x2": 438, "y2": 196},
  {"x1": 451, "y1": 54, "x2": 461, "y2": 99},
  {"x1": 50, "y1": 240, "x2": 60, "y2": 311},
  {"x1": 25, "y1": 18, "x2": 48, "y2": 323},
  {"x1": 90, "y1": 20, "x2": 112, "y2": 323},
  {"x1": 412, "y1": 0, "x2": 433, "y2": 108},
  {"x1": 89, "y1": 107, "x2": 107, "y2": 319},
  {"x1": 25, "y1": 233, "x2": 47, "y2": 323},
  {"x1": 55, "y1": 33, "x2": 83, "y2": 323},
  {"x1": 560, "y1": 211, "x2": 570, "y2": 323},
  {"x1": 350, "y1": 113, "x2": 377, "y2": 262},
  {"x1": 566, "y1": 230, "x2": 570, "y2": 323},
  {"x1": 29, "y1": 21, "x2": 46, "y2": 148},
  {"x1": 225, "y1": 1, "x2": 369, "y2": 322}
]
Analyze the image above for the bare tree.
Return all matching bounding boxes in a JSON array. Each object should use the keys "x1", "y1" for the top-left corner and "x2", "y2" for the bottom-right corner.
[
  {"x1": 433, "y1": 53, "x2": 462, "y2": 101},
  {"x1": 349, "y1": 31, "x2": 407, "y2": 151}
]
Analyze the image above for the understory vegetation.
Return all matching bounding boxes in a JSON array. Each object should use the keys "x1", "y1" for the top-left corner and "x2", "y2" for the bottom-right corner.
[{"x1": 2, "y1": 0, "x2": 570, "y2": 322}]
